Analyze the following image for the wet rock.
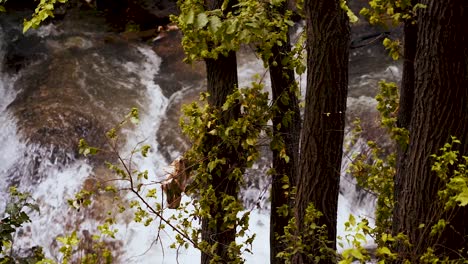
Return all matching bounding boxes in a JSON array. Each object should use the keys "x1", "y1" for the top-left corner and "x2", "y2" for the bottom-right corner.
[
  {"x1": 9, "y1": 61, "x2": 110, "y2": 165},
  {"x1": 156, "y1": 86, "x2": 201, "y2": 162},
  {"x1": 151, "y1": 29, "x2": 206, "y2": 161},
  {"x1": 152, "y1": 30, "x2": 205, "y2": 97},
  {"x1": 6, "y1": 25, "x2": 153, "y2": 167}
]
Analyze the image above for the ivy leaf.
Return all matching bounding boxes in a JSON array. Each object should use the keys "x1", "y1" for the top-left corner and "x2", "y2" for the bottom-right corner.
[
  {"x1": 226, "y1": 20, "x2": 238, "y2": 35},
  {"x1": 209, "y1": 15, "x2": 222, "y2": 33},
  {"x1": 246, "y1": 138, "x2": 256, "y2": 146},
  {"x1": 23, "y1": 20, "x2": 33, "y2": 33},
  {"x1": 196, "y1": 12, "x2": 209, "y2": 29},
  {"x1": 355, "y1": 233, "x2": 366, "y2": 242},
  {"x1": 349, "y1": 214, "x2": 356, "y2": 226},
  {"x1": 284, "y1": 19, "x2": 294, "y2": 27},
  {"x1": 208, "y1": 161, "x2": 217, "y2": 172},
  {"x1": 185, "y1": 9, "x2": 195, "y2": 25},
  {"x1": 349, "y1": 248, "x2": 365, "y2": 260},
  {"x1": 376, "y1": 246, "x2": 393, "y2": 256},
  {"x1": 455, "y1": 188, "x2": 468, "y2": 206}
]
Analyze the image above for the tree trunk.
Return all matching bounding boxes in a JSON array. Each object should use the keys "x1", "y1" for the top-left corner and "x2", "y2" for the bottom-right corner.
[
  {"x1": 294, "y1": 0, "x2": 349, "y2": 263},
  {"x1": 201, "y1": 51, "x2": 240, "y2": 264},
  {"x1": 269, "y1": 12, "x2": 301, "y2": 264},
  {"x1": 393, "y1": 0, "x2": 468, "y2": 261},
  {"x1": 199, "y1": 1, "x2": 240, "y2": 262},
  {"x1": 396, "y1": 21, "x2": 417, "y2": 131}
]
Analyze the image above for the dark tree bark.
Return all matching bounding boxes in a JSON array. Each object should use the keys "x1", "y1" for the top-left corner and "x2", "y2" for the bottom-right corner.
[
  {"x1": 268, "y1": 5, "x2": 301, "y2": 263},
  {"x1": 294, "y1": 0, "x2": 349, "y2": 263},
  {"x1": 393, "y1": 0, "x2": 468, "y2": 261},
  {"x1": 393, "y1": 2, "x2": 418, "y2": 236}
]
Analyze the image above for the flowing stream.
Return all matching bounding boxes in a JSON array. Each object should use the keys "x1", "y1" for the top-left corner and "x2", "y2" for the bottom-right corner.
[{"x1": 0, "y1": 10, "x2": 401, "y2": 263}]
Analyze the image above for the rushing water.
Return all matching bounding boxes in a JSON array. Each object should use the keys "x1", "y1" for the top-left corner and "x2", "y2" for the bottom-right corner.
[{"x1": 0, "y1": 10, "x2": 401, "y2": 263}]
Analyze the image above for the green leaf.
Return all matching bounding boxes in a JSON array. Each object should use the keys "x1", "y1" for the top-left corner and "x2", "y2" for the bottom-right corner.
[
  {"x1": 455, "y1": 188, "x2": 468, "y2": 206},
  {"x1": 226, "y1": 20, "x2": 238, "y2": 34},
  {"x1": 209, "y1": 15, "x2": 222, "y2": 33},
  {"x1": 208, "y1": 161, "x2": 217, "y2": 172},
  {"x1": 348, "y1": 214, "x2": 356, "y2": 226},
  {"x1": 23, "y1": 21, "x2": 33, "y2": 33},
  {"x1": 349, "y1": 248, "x2": 365, "y2": 260},
  {"x1": 246, "y1": 138, "x2": 256, "y2": 146},
  {"x1": 355, "y1": 233, "x2": 366, "y2": 242},
  {"x1": 377, "y1": 246, "x2": 392, "y2": 255},
  {"x1": 185, "y1": 9, "x2": 195, "y2": 25},
  {"x1": 141, "y1": 145, "x2": 151, "y2": 157},
  {"x1": 196, "y1": 12, "x2": 209, "y2": 29}
]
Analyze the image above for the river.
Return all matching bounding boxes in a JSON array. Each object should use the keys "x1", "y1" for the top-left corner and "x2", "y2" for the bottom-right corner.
[{"x1": 0, "y1": 7, "x2": 401, "y2": 263}]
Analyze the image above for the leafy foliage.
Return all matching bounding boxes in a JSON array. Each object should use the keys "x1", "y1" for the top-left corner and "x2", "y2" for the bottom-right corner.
[
  {"x1": 277, "y1": 203, "x2": 335, "y2": 264},
  {"x1": 0, "y1": 187, "x2": 43, "y2": 263},
  {"x1": 23, "y1": 0, "x2": 68, "y2": 33},
  {"x1": 181, "y1": 81, "x2": 271, "y2": 262},
  {"x1": 173, "y1": 0, "x2": 293, "y2": 63},
  {"x1": 360, "y1": 0, "x2": 426, "y2": 25},
  {"x1": 348, "y1": 81, "x2": 405, "y2": 243},
  {"x1": 433, "y1": 137, "x2": 468, "y2": 208},
  {"x1": 360, "y1": 0, "x2": 426, "y2": 60}
]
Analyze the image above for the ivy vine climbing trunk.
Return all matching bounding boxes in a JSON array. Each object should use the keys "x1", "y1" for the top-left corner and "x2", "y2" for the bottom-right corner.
[
  {"x1": 198, "y1": 2, "x2": 241, "y2": 264},
  {"x1": 201, "y1": 51, "x2": 241, "y2": 264},
  {"x1": 294, "y1": 0, "x2": 349, "y2": 263},
  {"x1": 268, "y1": 4, "x2": 301, "y2": 263},
  {"x1": 393, "y1": 0, "x2": 468, "y2": 261}
]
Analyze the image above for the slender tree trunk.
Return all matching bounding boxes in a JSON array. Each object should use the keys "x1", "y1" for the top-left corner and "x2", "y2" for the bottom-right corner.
[
  {"x1": 201, "y1": 51, "x2": 240, "y2": 264},
  {"x1": 294, "y1": 0, "x2": 349, "y2": 263},
  {"x1": 199, "y1": 1, "x2": 241, "y2": 263},
  {"x1": 269, "y1": 8, "x2": 301, "y2": 263},
  {"x1": 393, "y1": 0, "x2": 468, "y2": 261},
  {"x1": 396, "y1": 21, "x2": 417, "y2": 131}
]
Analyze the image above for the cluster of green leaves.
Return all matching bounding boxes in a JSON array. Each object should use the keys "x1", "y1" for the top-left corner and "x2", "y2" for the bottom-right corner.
[
  {"x1": 342, "y1": 80, "x2": 416, "y2": 263},
  {"x1": 37, "y1": 227, "x2": 114, "y2": 264},
  {"x1": 360, "y1": 0, "x2": 426, "y2": 60},
  {"x1": 0, "y1": 187, "x2": 117, "y2": 264},
  {"x1": 76, "y1": 108, "x2": 208, "y2": 261},
  {"x1": 402, "y1": 138, "x2": 468, "y2": 263},
  {"x1": 23, "y1": 0, "x2": 68, "y2": 33},
  {"x1": 340, "y1": 0, "x2": 359, "y2": 23},
  {"x1": 348, "y1": 81, "x2": 405, "y2": 244},
  {"x1": 173, "y1": 0, "x2": 293, "y2": 63},
  {"x1": 180, "y1": 82, "x2": 270, "y2": 262},
  {"x1": 339, "y1": 215, "x2": 372, "y2": 264},
  {"x1": 382, "y1": 37, "x2": 401, "y2": 60},
  {"x1": 360, "y1": 0, "x2": 426, "y2": 25},
  {"x1": 433, "y1": 137, "x2": 468, "y2": 209},
  {"x1": 338, "y1": 214, "x2": 411, "y2": 263},
  {"x1": 277, "y1": 203, "x2": 334, "y2": 263},
  {"x1": 0, "y1": 187, "x2": 43, "y2": 263}
]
